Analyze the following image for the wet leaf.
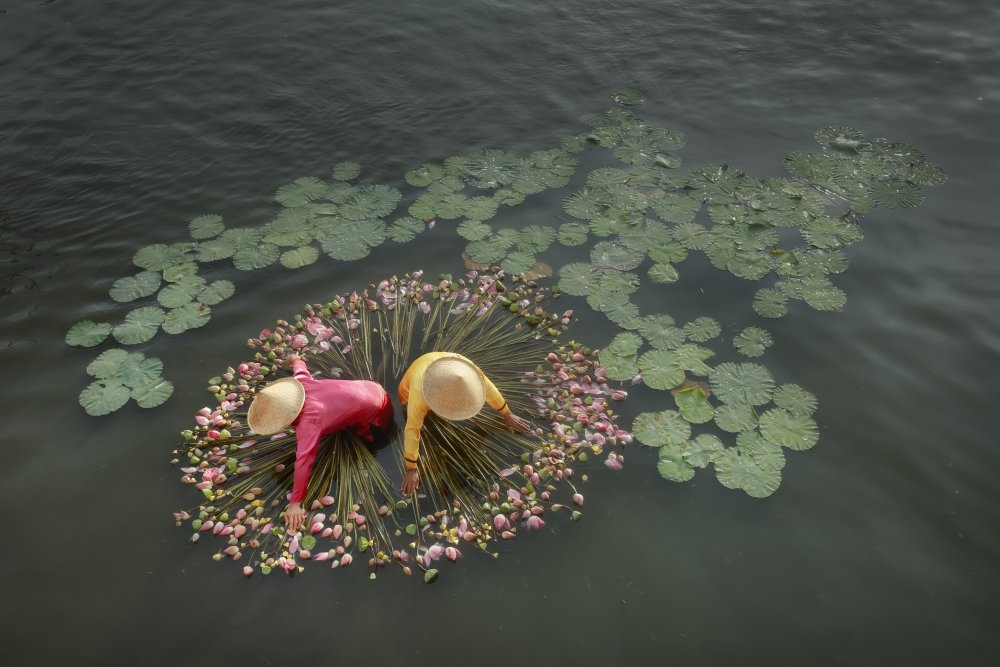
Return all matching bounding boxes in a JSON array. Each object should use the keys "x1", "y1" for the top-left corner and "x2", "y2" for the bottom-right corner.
[
  {"x1": 457, "y1": 220, "x2": 492, "y2": 241},
  {"x1": 332, "y1": 162, "x2": 361, "y2": 182},
  {"x1": 773, "y1": 384, "x2": 818, "y2": 416},
  {"x1": 157, "y1": 279, "x2": 203, "y2": 309},
  {"x1": 79, "y1": 380, "x2": 131, "y2": 416},
  {"x1": 109, "y1": 271, "x2": 161, "y2": 303},
  {"x1": 233, "y1": 243, "x2": 280, "y2": 270},
  {"x1": 516, "y1": 225, "x2": 556, "y2": 253},
  {"x1": 634, "y1": 410, "x2": 691, "y2": 447},
  {"x1": 870, "y1": 180, "x2": 924, "y2": 208},
  {"x1": 733, "y1": 326, "x2": 773, "y2": 357},
  {"x1": 86, "y1": 348, "x2": 129, "y2": 379},
  {"x1": 753, "y1": 288, "x2": 788, "y2": 318},
  {"x1": 162, "y1": 302, "x2": 211, "y2": 334},
  {"x1": 759, "y1": 408, "x2": 819, "y2": 451},
  {"x1": 387, "y1": 216, "x2": 425, "y2": 243},
  {"x1": 558, "y1": 262, "x2": 601, "y2": 296},
  {"x1": 405, "y1": 163, "x2": 444, "y2": 187},
  {"x1": 163, "y1": 262, "x2": 199, "y2": 283},
  {"x1": 118, "y1": 352, "x2": 163, "y2": 388},
  {"x1": 501, "y1": 251, "x2": 536, "y2": 275},
  {"x1": 674, "y1": 386, "x2": 714, "y2": 424},
  {"x1": 276, "y1": 177, "x2": 327, "y2": 207},
  {"x1": 131, "y1": 379, "x2": 174, "y2": 408},
  {"x1": 591, "y1": 240, "x2": 644, "y2": 271},
  {"x1": 198, "y1": 280, "x2": 236, "y2": 305},
  {"x1": 133, "y1": 243, "x2": 197, "y2": 271},
  {"x1": 188, "y1": 214, "x2": 225, "y2": 240},
  {"x1": 606, "y1": 332, "x2": 643, "y2": 357},
  {"x1": 714, "y1": 402, "x2": 758, "y2": 433},
  {"x1": 710, "y1": 362, "x2": 775, "y2": 406},
  {"x1": 66, "y1": 320, "x2": 112, "y2": 347},
  {"x1": 683, "y1": 317, "x2": 721, "y2": 342},
  {"x1": 636, "y1": 315, "x2": 685, "y2": 350},
  {"x1": 279, "y1": 246, "x2": 319, "y2": 269},
  {"x1": 113, "y1": 306, "x2": 166, "y2": 345},
  {"x1": 648, "y1": 262, "x2": 679, "y2": 283},
  {"x1": 637, "y1": 350, "x2": 686, "y2": 390},
  {"x1": 713, "y1": 447, "x2": 782, "y2": 498},
  {"x1": 657, "y1": 445, "x2": 695, "y2": 482}
]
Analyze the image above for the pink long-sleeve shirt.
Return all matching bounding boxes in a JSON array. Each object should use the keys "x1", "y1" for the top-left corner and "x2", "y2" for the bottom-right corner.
[{"x1": 286, "y1": 359, "x2": 393, "y2": 503}]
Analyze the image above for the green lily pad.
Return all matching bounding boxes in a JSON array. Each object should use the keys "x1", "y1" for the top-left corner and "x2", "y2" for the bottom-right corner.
[
  {"x1": 157, "y1": 280, "x2": 202, "y2": 309},
  {"x1": 188, "y1": 215, "x2": 225, "y2": 240},
  {"x1": 634, "y1": 410, "x2": 691, "y2": 447},
  {"x1": 86, "y1": 349, "x2": 129, "y2": 379},
  {"x1": 462, "y1": 149, "x2": 520, "y2": 189},
  {"x1": 815, "y1": 126, "x2": 869, "y2": 154},
  {"x1": 276, "y1": 177, "x2": 328, "y2": 207},
  {"x1": 684, "y1": 433, "x2": 725, "y2": 467},
  {"x1": 870, "y1": 180, "x2": 924, "y2": 208},
  {"x1": 219, "y1": 227, "x2": 264, "y2": 252},
  {"x1": 386, "y1": 217, "x2": 425, "y2": 243},
  {"x1": 233, "y1": 243, "x2": 280, "y2": 271},
  {"x1": 462, "y1": 196, "x2": 500, "y2": 222},
  {"x1": 163, "y1": 262, "x2": 199, "y2": 283},
  {"x1": 112, "y1": 306, "x2": 166, "y2": 345},
  {"x1": 648, "y1": 262, "x2": 679, "y2": 284},
  {"x1": 674, "y1": 386, "x2": 714, "y2": 424},
  {"x1": 727, "y1": 253, "x2": 773, "y2": 281},
  {"x1": 657, "y1": 445, "x2": 696, "y2": 482},
  {"x1": 906, "y1": 162, "x2": 948, "y2": 187},
  {"x1": 109, "y1": 271, "x2": 161, "y2": 303},
  {"x1": 753, "y1": 288, "x2": 789, "y2": 318},
  {"x1": 340, "y1": 185, "x2": 401, "y2": 220},
  {"x1": 737, "y1": 431, "x2": 787, "y2": 470},
  {"x1": 66, "y1": 320, "x2": 112, "y2": 348},
  {"x1": 196, "y1": 237, "x2": 238, "y2": 262},
  {"x1": 611, "y1": 88, "x2": 645, "y2": 105},
  {"x1": 79, "y1": 380, "x2": 131, "y2": 417},
  {"x1": 457, "y1": 220, "x2": 492, "y2": 241},
  {"x1": 637, "y1": 349, "x2": 686, "y2": 390},
  {"x1": 405, "y1": 163, "x2": 444, "y2": 187},
  {"x1": 131, "y1": 379, "x2": 174, "y2": 408},
  {"x1": 563, "y1": 189, "x2": 605, "y2": 220},
  {"x1": 601, "y1": 351, "x2": 639, "y2": 382},
  {"x1": 606, "y1": 332, "x2": 643, "y2": 357},
  {"x1": 162, "y1": 302, "x2": 211, "y2": 334},
  {"x1": 714, "y1": 402, "x2": 758, "y2": 433},
  {"x1": 759, "y1": 408, "x2": 819, "y2": 451},
  {"x1": 133, "y1": 243, "x2": 197, "y2": 271},
  {"x1": 332, "y1": 162, "x2": 361, "y2": 182},
  {"x1": 802, "y1": 216, "x2": 864, "y2": 249},
  {"x1": 710, "y1": 362, "x2": 775, "y2": 406},
  {"x1": 501, "y1": 251, "x2": 536, "y2": 275},
  {"x1": 300, "y1": 535, "x2": 317, "y2": 551},
  {"x1": 599, "y1": 299, "x2": 640, "y2": 325},
  {"x1": 798, "y1": 276, "x2": 847, "y2": 311},
  {"x1": 118, "y1": 352, "x2": 164, "y2": 388},
  {"x1": 493, "y1": 189, "x2": 526, "y2": 207},
  {"x1": 517, "y1": 226, "x2": 556, "y2": 253},
  {"x1": 279, "y1": 246, "x2": 319, "y2": 270},
  {"x1": 683, "y1": 317, "x2": 721, "y2": 342},
  {"x1": 591, "y1": 240, "x2": 644, "y2": 271},
  {"x1": 783, "y1": 152, "x2": 837, "y2": 180},
  {"x1": 558, "y1": 262, "x2": 601, "y2": 296},
  {"x1": 773, "y1": 384, "x2": 818, "y2": 416},
  {"x1": 198, "y1": 280, "x2": 236, "y2": 305},
  {"x1": 636, "y1": 315, "x2": 685, "y2": 350},
  {"x1": 733, "y1": 326, "x2": 773, "y2": 358},
  {"x1": 320, "y1": 220, "x2": 387, "y2": 261},
  {"x1": 713, "y1": 447, "x2": 782, "y2": 498}
]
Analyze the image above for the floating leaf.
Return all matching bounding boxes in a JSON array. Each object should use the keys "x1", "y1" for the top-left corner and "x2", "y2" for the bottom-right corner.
[
  {"x1": 683, "y1": 317, "x2": 721, "y2": 342},
  {"x1": 501, "y1": 251, "x2": 536, "y2": 275},
  {"x1": 386, "y1": 217, "x2": 425, "y2": 243},
  {"x1": 162, "y1": 302, "x2": 211, "y2": 334},
  {"x1": 198, "y1": 280, "x2": 236, "y2": 305},
  {"x1": 733, "y1": 326, "x2": 773, "y2": 358},
  {"x1": 133, "y1": 243, "x2": 197, "y2": 271},
  {"x1": 457, "y1": 220, "x2": 491, "y2": 241},
  {"x1": 611, "y1": 88, "x2": 645, "y2": 105},
  {"x1": 773, "y1": 384, "x2": 818, "y2": 416},
  {"x1": 109, "y1": 271, "x2": 161, "y2": 303},
  {"x1": 563, "y1": 189, "x2": 605, "y2": 220},
  {"x1": 462, "y1": 196, "x2": 500, "y2": 222},
  {"x1": 753, "y1": 288, "x2": 788, "y2": 318},
  {"x1": 404, "y1": 163, "x2": 444, "y2": 187},
  {"x1": 79, "y1": 380, "x2": 131, "y2": 417},
  {"x1": 118, "y1": 353, "x2": 164, "y2": 388},
  {"x1": 332, "y1": 162, "x2": 361, "y2": 182},
  {"x1": 797, "y1": 276, "x2": 847, "y2": 311},
  {"x1": 634, "y1": 410, "x2": 691, "y2": 447},
  {"x1": 726, "y1": 253, "x2": 773, "y2": 281},
  {"x1": 685, "y1": 433, "x2": 725, "y2": 467},
  {"x1": 131, "y1": 379, "x2": 174, "y2": 408},
  {"x1": 157, "y1": 280, "x2": 202, "y2": 309},
  {"x1": 599, "y1": 299, "x2": 639, "y2": 325},
  {"x1": 558, "y1": 262, "x2": 601, "y2": 296},
  {"x1": 714, "y1": 402, "x2": 758, "y2": 433},
  {"x1": 657, "y1": 445, "x2": 695, "y2": 482},
  {"x1": 759, "y1": 408, "x2": 819, "y2": 451},
  {"x1": 601, "y1": 351, "x2": 639, "y2": 382},
  {"x1": 713, "y1": 447, "x2": 782, "y2": 498},
  {"x1": 636, "y1": 315, "x2": 685, "y2": 350},
  {"x1": 197, "y1": 237, "x2": 237, "y2": 262},
  {"x1": 783, "y1": 152, "x2": 837, "y2": 180},
  {"x1": 341, "y1": 185, "x2": 401, "y2": 220},
  {"x1": 462, "y1": 149, "x2": 520, "y2": 189},
  {"x1": 906, "y1": 162, "x2": 948, "y2": 187},
  {"x1": 671, "y1": 221, "x2": 710, "y2": 249},
  {"x1": 163, "y1": 262, "x2": 199, "y2": 283},
  {"x1": 710, "y1": 362, "x2": 775, "y2": 406},
  {"x1": 219, "y1": 227, "x2": 263, "y2": 252},
  {"x1": 674, "y1": 387, "x2": 714, "y2": 424},
  {"x1": 870, "y1": 180, "x2": 924, "y2": 208},
  {"x1": 279, "y1": 247, "x2": 319, "y2": 270},
  {"x1": 606, "y1": 332, "x2": 643, "y2": 357},
  {"x1": 86, "y1": 349, "x2": 129, "y2": 379},
  {"x1": 66, "y1": 321, "x2": 112, "y2": 347},
  {"x1": 801, "y1": 216, "x2": 863, "y2": 249},
  {"x1": 113, "y1": 306, "x2": 166, "y2": 345},
  {"x1": 637, "y1": 349, "x2": 686, "y2": 390},
  {"x1": 591, "y1": 240, "x2": 644, "y2": 271},
  {"x1": 815, "y1": 126, "x2": 869, "y2": 154},
  {"x1": 233, "y1": 243, "x2": 280, "y2": 271},
  {"x1": 517, "y1": 226, "x2": 557, "y2": 253},
  {"x1": 672, "y1": 343, "x2": 714, "y2": 376},
  {"x1": 276, "y1": 177, "x2": 327, "y2": 207},
  {"x1": 188, "y1": 215, "x2": 225, "y2": 240},
  {"x1": 320, "y1": 220, "x2": 386, "y2": 261},
  {"x1": 648, "y1": 262, "x2": 679, "y2": 283}
]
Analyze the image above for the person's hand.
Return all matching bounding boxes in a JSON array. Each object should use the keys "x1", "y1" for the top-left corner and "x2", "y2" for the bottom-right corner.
[
  {"x1": 284, "y1": 502, "x2": 306, "y2": 533},
  {"x1": 503, "y1": 411, "x2": 532, "y2": 433},
  {"x1": 401, "y1": 469, "x2": 420, "y2": 495}
]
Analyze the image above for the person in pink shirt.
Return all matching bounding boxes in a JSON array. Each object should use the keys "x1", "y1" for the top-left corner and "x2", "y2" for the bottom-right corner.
[{"x1": 246, "y1": 354, "x2": 393, "y2": 532}]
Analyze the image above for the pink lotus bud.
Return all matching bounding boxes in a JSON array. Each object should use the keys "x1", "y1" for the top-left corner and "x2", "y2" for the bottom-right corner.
[
  {"x1": 321, "y1": 527, "x2": 333, "y2": 538},
  {"x1": 340, "y1": 553, "x2": 353, "y2": 566},
  {"x1": 428, "y1": 544, "x2": 444, "y2": 561},
  {"x1": 462, "y1": 531, "x2": 477, "y2": 542},
  {"x1": 234, "y1": 525, "x2": 247, "y2": 538},
  {"x1": 526, "y1": 516, "x2": 545, "y2": 530},
  {"x1": 198, "y1": 407, "x2": 212, "y2": 417},
  {"x1": 493, "y1": 514, "x2": 509, "y2": 531},
  {"x1": 223, "y1": 545, "x2": 238, "y2": 556},
  {"x1": 332, "y1": 525, "x2": 343, "y2": 540},
  {"x1": 289, "y1": 537, "x2": 299, "y2": 552},
  {"x1": 314, "y1": 552, "x2": 329, "y2": 562},
  {"x1": 573, "y1": 493, "x2": 584, "y2": 506},
  {"x1": 445, "y1": 547, "x2": 460, "y2": 562},
  {"x1": 195, "y1": 415, "x2": 210, "y2": 426},
  {"x1": 319, "y1": 495, "x2": 335, "y2": 506},
  {"x1": 403, "y1": 566, "x2": 412, "y2": 576},
  {"x1": 399, "y1": 551, "x2": 410, "y2": 562},
  {"x1": 290, "y1": 334, "x2": 308, "y2": 349},
  {"x1": 354, "y1": 515, "x2": 366, "y2": 527},
  {"x1": 501, "y1": 531, "x2": 515, "y2": 540},
  {"x1": 243, "y1": 566, "x2": 253, "y2": 577},
  {"x1": 298, "y1": 550, "x2": 311, "y2": 559},
  {"x1": 310, "y1": 523, "x2": 323, "y2": 534},
  {"x1": 190, "y1": 533, "x2": 200, "y2": 543},
  {"x1": 207, "y1": 430, "x2": 220, "y2": 440}
]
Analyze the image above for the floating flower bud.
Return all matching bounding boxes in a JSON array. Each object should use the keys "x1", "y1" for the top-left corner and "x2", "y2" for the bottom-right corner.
[
  {"x1": 332, "y1": 525, "x2": 343, "y2": 540},
  {"x1": 462, "y1": 531, "x2": 477, "y2": 542},
  {"x1": 501, "y1": 531, "x2": 515, "y2": 540},
  {"x1": 299, "y1": 550, "x2": 311, "y2": 559},
  {"x1": 573, "y1": 493, "x2": 584, "y2": 506},
  {"x1": 195, "y1": 415, "x2": 209, "y2": 426},
  {"x1": 340, "y1": 553, "x2": 353, "y2": 566}
]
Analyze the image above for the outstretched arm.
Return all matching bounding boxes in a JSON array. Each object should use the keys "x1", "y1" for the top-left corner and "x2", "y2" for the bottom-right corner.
[
  {"x1": 481, "y1": 370, "x2": 531, "y2": 433},
  {"x1": 400, "y1": 406, "x2": 426, "y2": 495},
  {"x1": 285, "y1": 421, "x2": 320, "y2": 532}
]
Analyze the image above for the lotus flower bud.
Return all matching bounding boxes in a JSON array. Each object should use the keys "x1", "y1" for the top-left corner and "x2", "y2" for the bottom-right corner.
[
  {"x1": 573, "y1": 493, "x2": 584, "y2": 506},
  {"x1": 321, "y1": 527, "x2": 333, "y2": 538},
  {"x1": 462, "y1": 531, "x2": 476, "y2": 542},
  {"x1": 340, "y1": 553, "x2": 353, "y2": 566},
  {"x1": 501, "y1": 531, "x2": 515, "y2": 540},
  {"x1": 332, "y1": 525, "x2": 343, "y2": 540}
]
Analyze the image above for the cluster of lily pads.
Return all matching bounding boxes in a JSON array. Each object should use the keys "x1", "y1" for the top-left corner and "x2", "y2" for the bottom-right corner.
[
  {"x1": 172, "y1": 270, "x2": 631, "y2": 578},
  {"x1": 79, "y1": 349, "x2": 173, "y2": 415}
]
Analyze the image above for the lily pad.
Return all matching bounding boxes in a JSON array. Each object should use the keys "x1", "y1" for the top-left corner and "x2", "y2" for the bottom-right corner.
[
  {"x1": 386, "y1": 217, "x2": 425, "y2": 243},
  {"x1": 759, "y1": 408, "x2": 819, "y2": 451},
  {"x1": 188, "y1": 215, "x2": 225, "y2": 240},
  {"x1": 405, "y1": 163, "x2": 444, "y2": 187},
  {"x1": 162, "y1": 302, "x2": 211, "y2": 334},
  {"x1": 196, "y1": 237, "x2": 238, "y2": 262},
  {"x1": 198, "y1": 280, "x2": 236, "y2": 305},
  {"x1": 611, "y1": 88, "x2": 645, "y2": 105},
  {"x1": 798, "y1": 276, "x2": 847, "y2": 311},
  {"x1": 457, "y1": 220, "x2": 492, "y2": 241},
  {"x1": 591, "y1": 240, "x2": 644, "y2": 271},
  {"x1": 163, "y1": 262, "x2": 199, "y2": 283},
  {"x1": 463, "y1": 196, "x2": 500, "y2": 222},
  {"x1": 657, "y1": 445, "x2": 695, "y2": 482},
  {"x1": 674, "y1": 386, "x2": 714, "y2": 424},
  {"x1": 773, "y1": 384, "x2": 818, "y2": 416},
  {"x1": 558, "y1": 262, "x2": 601, "y2": 296},
  {"x1": 684, "y1": 433, "x2": 725, "y2": 467},
  {"x1": 66, "y1": 320, "x2": 112, "y2": 347},
  {"x1": 714, "y1": 402, "x2": 758, "y2": 433},
  {"x1": 599, "y1": 299, "x2": 640, "y2": 325},
  {"x1": 601, "y1": 351, "x2": 640, "y2": 382},
  {"x1": 86, "y1": 349, "x2": 129, "y2": 379},
  {"x1": 710, "y1": 362, "x2": 775, "y2": 406},
  {"x1": 636, "y1": 315, "x2": 686, "y2": 350},
  {"x1": 276, "y1": 177, "x2": 327, "y2": 207},
  {"x1": 683, "y1": 317, "x2": 721, "y2": 342},
  {"x1": 637, "y1": 349, "x2": 686, "y2": 390},
  {"x1": 279, "y1": 247, "x2": 319, "y2": 270},
  {"x1": 648, "y1": 263, "x2": 679, "y2": 283},
  {"x1": 133, "y1": 243, "x2": 197, "y2": 271},
  {"x1": 118, "y1": 353, "x2": 164, "y2": 388},
  {"x1": 753, "y1": 288, "x2": 789, "y2": 318},
  {"x1": 233, "y1": 243, "x2": 280, "y2": 271},
  {"x1": 332, "y1": 162, "x2": 362, "y2": 182},
  {"x1": 79, "y1": 380, "x2": 131, "y2": 417},
  {"x1": 870, "y1": 180, "x2": 924, "y2": 208},
  {"x1": 733, "y1": 326, "x2": 773, "y2": 358},
  {"x1": 713, "y1": 447, "x2": 782, "y2": 498},
  {"x1": 606, "y1": 332, "x2": 643, "y2": 357},
  {"x1": 131, "y1": 379, "x2": 174, "y2": 408},
  {"x1": 801, "y1": 216, "x2": 863, "y2": 249},
  {"x1": 109, "y1": 271, "x2": 161, "y2": 303},
  {"x1": 501, "y1": 251, "x2": 536, "y2": 275},
  {"x1": 157, "y1": 281, "x2": 201, "y2": 309},
  {"x1": 517, "y1": 226, "x2": 556, "y2": 253},
  {"x1": 634, "y1": 410, "x2": 691, "y2": 447},
  {"x1": 112, "y1": 306, "x2": 166, "y2": 344}
]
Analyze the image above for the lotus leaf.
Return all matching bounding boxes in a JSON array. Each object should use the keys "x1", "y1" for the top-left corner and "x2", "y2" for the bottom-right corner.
[
  {"x1": 671, "y1": 221, "x2": 710, "y2": 250},
  {"x1": 557, "y1": 223, "x2": 589, "y2": 246},
  {"x1": 601, "y1": 351, "x2": 640, "y2": 382},
  {"x1": 685, "y1": 433, "x2": 725, "y2": 467},
  {"x1": 511, "y1": 168, "x2": 549, "y2": 195},
  {"x1": 515, "y1": 225, "x2": 556, "y2": 253},
  {"x1": 634, "y1": 410, "x2": 691, "y2": 447},
  {"x1": 66, "y1": 320, "x2": 112, "y2": 347},
  {"x1": 606, "y1": 332, "x2": 643, "y2": 357},
  {"x1": 133, "y1": 242, "x2": 197, "y2": 271},
  {"x1": 704, "y1": 238, "x2": 738, "y2": 270},
  {"x1": 501, "y1": 251, "x2": 536, "y2": 275},
  {"x1": 714, "y1": 402, "x2": 758, "y2": 433},
  {"x1": 588, "y1": 240, "x2": 641, "y2": 271},
  {"x1": 233, "y1": 243, "x2": 280, "y2": 271},
  {"x1": 768, "y1": 387, "x2": 818, "y2": 420},
  {"x1": 870, "y1": 180, "x2": 924, "y2": 208},
  {"x1": 647, "y1": 239, "x2": 688, "y2": 265},
  {"x1": 263, "y1": 226, "x2": 314, "y2": 248},
  {"x1": 276, "y1": 177, "x2": 327, "y2": 207},
  {"x1": 109, "y1": 271, "x2": 161, "y2": 303},
  {"x1": 320, "y1": 220, "x2": 386, "y2": 261},
  {"x1": 526, "y1": 148, "x2": 577, "y2": 176},
  {"x1": 636, "y1": 315, "x2": 685, "y2": 350},
  {"x1": 386, "y1": 217, "x2": 425, "y2": 243},
  {"x1": 332, "y1": 162, "x2": 361, "y2": 182},
  {"x1": 797, "y1": 276, "x2": 847, "y2": 311},
  {"x1": 814, "y1": 126, "x2": 869, "y2": 154},
  {"x1": 726, "y1": 253, "x2": 773, "y2": 281},
  {"x1": 560, "y1": 133, "x2": 592, "y2": 153},
  {"x1": 465, "y1": 238, "x2": 506, "y2": 264},
  {"x1": 758, "y1": 408, "x2": 819, "y2": 451},
  {"x1": 408, "y1": 193, "x2": 444, "y2": 220},
  {"x1": 610, "y1": 88, "x2": 644, "y2": 105},
  {"x1": 198, "y1": 280, "x2": 235, "y2": 305},
  {"x1": 455, "y1": 220, "x2": 490, "y2": 241},
  {"x1": 674, "y1": 386, "x2": 714, "y2": 424},
  {"x1": 563, "y1": 189, "x2": 605, "y2": 220},
  {"x1": 79, "y1": 380, "x2": 131, "y2": 417},
  {"x1": 713, "y1": 447, "x2": 782, "y2": 498},
  {"x1": 710, "y1": 362, "x2": 775, "y2": 406},
  {"x1": 589, "y1": 211, "x2": 638, "y2": 237},
  {"x1": 733, "y1": 326, "x2": 773, "y2": 358},
  {"x1": 752, "y1": 288, "x2": 788, "y2": 318},
  {"x1": 188, "y1": 214, "x2": 225, "y2": 240},
  {"x1": 340, "y1": 186, "x2": 401, "y2": 220},
  {"x1": 657, "y1": 444, "x2": 696, "y2": 482},
  {"x1": 620, "y1": 220, "x2": 674, "y2": 252},
  {"x1": 493, "y1": 189, "x2": 526, "y2": 206},
  {"x1": 558, "y1": 262, "x2": 601, "y2": 296},
  {"x1": 113, "y1": 306, "x2": 166, "y2": 344},
  {"x1": 462, "y1": 149, "x2": 520, "y2": 189},
  {"x1": 906, "y1": 162, "x2": 948, "y2": 187},
  {"x1": 783, "y1": 152, "x2": 837, "y2": 180},
  {"x1": 219, "y1": 227, "x2": 263, "y2": 252},
  {"x1": 118, "y1": 353, "x2": 164, "y2": 387},
  {"x1": 586, "y1": 167, "x2": 631, "y2": 190},
  {"x1": 599, "y1": 299, "x2": 640, "y2": 325},
  {"x1": 157, "y1": 278, "x2": 204, "y2": 308},
  {"x1": 682, "y1": 317, "x2": 721, "y2": 342},
  {"x1": 637, "y1": 349, "x2": 686, "y2": 390},
  {"x1": 162, "y1": 302, "x2": 211, "y2": 334},
  {"x1": 462, "y1": 197, "x2": 500, "y2": 222},
  {"x1": 405, "y1": 163, "x2": 444, "y2": 187},
  {"x1": 86, "y1": 349, "x2": 129, "y2": 379},
  {"x1": 163, "y1": 262, "x2": 199, "y2": 283},
  {"x1": 324, "y1": 181, "x2": 358, "y2": 204},
  {"x1": 802, "y1": 216, "x2": 863, "y2": 249},
  {"x1": 131, "y1": 379, "x2": 174, "y2": 408},
  {"x1": 672, "y1": 343, "x2": 715, "y2": 376},
  {"x1": 797, "y1": 248, "x2": 849, "y2": 276},
  {"x1": 196, "y1": 237, "x2": 238, "y2": 262},
  {"x1": 646, "y1": 263, "x2": 678, "y2": 284}
]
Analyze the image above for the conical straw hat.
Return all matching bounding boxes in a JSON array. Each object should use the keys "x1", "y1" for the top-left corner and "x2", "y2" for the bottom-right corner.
[
  {"x1": 247, "y1": 377, "x2": 306, "y2": 435},
  {"x1": 422, "y1": 356, "x2": 486, "y2": 421}
]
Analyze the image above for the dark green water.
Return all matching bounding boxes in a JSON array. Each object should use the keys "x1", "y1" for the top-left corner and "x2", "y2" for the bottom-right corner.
[{"x1": 2, "y1": 1, "x2": 998, "y2": 664}]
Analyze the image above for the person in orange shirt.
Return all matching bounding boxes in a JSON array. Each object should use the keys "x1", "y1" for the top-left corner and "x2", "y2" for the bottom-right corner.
[{"x1": 398, "y1": 352, "x2": 532, "y2": 495}]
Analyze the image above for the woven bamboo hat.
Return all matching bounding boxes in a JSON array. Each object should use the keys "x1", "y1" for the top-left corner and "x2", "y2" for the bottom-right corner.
[
  {"x1": 422, "y1": 356, "x2": 486, "y2": 420},
  {"x1": 247, "y1": 377, "x2": 306, "y2": 435}
]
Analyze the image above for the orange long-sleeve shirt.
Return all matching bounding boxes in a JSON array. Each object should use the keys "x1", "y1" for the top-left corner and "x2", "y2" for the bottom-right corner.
[{"x1": 398, "y1": 352, "x2": 509, "y2": 470}]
